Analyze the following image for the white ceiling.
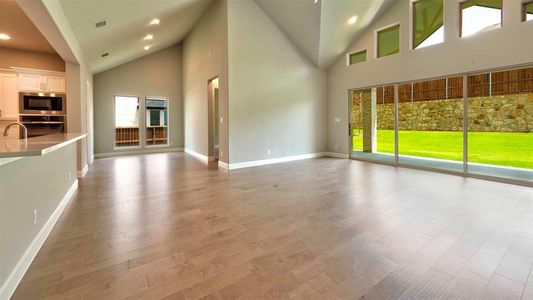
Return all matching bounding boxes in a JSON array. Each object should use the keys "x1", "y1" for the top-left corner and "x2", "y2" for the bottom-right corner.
[
  {"x1": 59, "y1": 0, "x2": 213, "y2": 74},
  {"x1": 0, "y1": 0, "x2": 56, "y2": 54},
  {"x1": 255, "y1": 0, "x2": 394, "y2": 68}
]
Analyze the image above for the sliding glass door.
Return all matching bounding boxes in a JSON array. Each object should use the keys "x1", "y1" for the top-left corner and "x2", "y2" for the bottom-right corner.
[
  {"x1": 350, "y1": 87, "x2": 395, "y2": 163},
  {"x1": 398, "y1": 77, "x2": 464, "y2": 172},
  {"x1": 349, "y1": 65, "x2": 533, "y2": 184},
  {"x1": 467, "y1": 69, "x2": 533, "y2": 181}
]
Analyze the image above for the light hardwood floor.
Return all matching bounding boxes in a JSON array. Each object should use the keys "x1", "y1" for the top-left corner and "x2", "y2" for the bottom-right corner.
[{"x1": 12, "y1": 153, "x2": 533, "y2": 299}]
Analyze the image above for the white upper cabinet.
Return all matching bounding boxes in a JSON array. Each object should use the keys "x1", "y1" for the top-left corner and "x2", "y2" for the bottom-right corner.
[
  {"x1": 18, "y1": 73, "x2": 43, "y2": 92},
  {"x1": 0, "y1": 73, "x2": 19, "y2": 120},
  {"x1": 44, "y1": 76, "x2": 66, "y2": 93},
  {"x1": 13, "y1": 68, "x2": 66, "y2": 93}
]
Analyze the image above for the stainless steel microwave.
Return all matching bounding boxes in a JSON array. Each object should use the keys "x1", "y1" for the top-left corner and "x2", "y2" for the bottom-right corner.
[{"x1": 19, "y1": 92, "x2": 66, "y2": 115}]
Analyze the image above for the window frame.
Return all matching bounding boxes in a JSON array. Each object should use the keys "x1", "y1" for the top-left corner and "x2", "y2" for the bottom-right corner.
[
  {"x1": 375, "y1": 22, "x2": 401, "y2": 59},
  {"x1": 523, "y1": 0, "x2": 533, "y2": 22},
  {"x1": 412, "y1": 0, "x2": 445, "y2": 50},
  {"x1": 459, "y1": 0, "x2": 503, "y2": 38},
  {"x1": 113, "y1": 95, "x2": 141, "y2": 150},
  {"x1": 346, "y1": 49, "x2": 367, "y2": 66},
  {"x1": 144, "y1": 96, "x2": 170, "y2": 148}
]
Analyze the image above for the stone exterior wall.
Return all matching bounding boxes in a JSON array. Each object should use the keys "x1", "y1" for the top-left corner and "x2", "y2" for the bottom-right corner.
[{"x1": 352, "y1": 93, "x2": 533, "y2": 132}]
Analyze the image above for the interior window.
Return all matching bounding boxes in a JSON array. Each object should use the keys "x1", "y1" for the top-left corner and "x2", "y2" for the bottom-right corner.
[
  {"x1": 145, "y1": 98, "x2": 169, "y2": 146},
  {"x1": 377, "y1": 24, "x2": 400, "y2": 58},
  {"x1": 460, "y1": 0, "x2": 502, "y2": 37},
  {"x1": 413, "y1": 0, "x2": 444, "y2": 49},
  {"x1": 114, "y1": 96, "x2": 140, "y2": 148}
]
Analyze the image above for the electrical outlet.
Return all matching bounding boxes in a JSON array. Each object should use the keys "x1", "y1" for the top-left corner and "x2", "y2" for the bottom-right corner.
[
  {"x1": 267, "y1": 149, "x2": 271, "y2": 155},
  {"x1": 170, "y1": 142, "x2": 173, "y2": 146},
  {"x1": 33, "y1": 209, "x2": 37, "y2": 224},
  {"x1": 69, "y1": 171, "x2": 72, "y2": 181},
  {"x1": 334, "y1": 144, "x2": 338, "y2": 149},
  {"x1": 220, "y1": 151, "x2": 223, "y2": 157}
]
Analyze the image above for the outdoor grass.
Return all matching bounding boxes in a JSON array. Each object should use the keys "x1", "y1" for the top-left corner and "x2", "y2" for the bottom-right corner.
[{"x1": 352, "y1": 130, "x2": 533, "y2": 169}]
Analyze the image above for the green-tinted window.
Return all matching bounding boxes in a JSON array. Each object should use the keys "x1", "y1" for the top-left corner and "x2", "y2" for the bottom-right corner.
[
  {"x1": 524, "y1": 1, "x2": 533, "y2": 22},
  {"x1": 413, "y1": 0, "x2": 444, "y2": 49},
  {"x1": 349, "y1": 50, "x2": 367, "y2": 65},
  {"x1": 377, "y1": 24, "x2": 400, "y2": 58}
]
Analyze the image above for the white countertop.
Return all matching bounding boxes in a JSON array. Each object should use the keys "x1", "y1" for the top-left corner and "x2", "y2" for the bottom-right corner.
[{"x1": 0, "y1": 133, "x2": 86, "y2": 159}]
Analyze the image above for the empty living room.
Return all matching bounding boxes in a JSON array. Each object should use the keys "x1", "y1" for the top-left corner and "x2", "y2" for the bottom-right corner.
[{"x1": 0, "y1": 0, "x2": 532, "y2": 299}]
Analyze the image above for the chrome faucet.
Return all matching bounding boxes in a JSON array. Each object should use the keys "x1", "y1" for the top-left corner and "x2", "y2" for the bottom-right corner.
[{"x1": 4, "y1": 122, "x2": 28, "y2": 139}]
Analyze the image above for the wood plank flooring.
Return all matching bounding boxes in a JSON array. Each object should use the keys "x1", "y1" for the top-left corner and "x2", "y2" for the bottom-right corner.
[{"x1": 12, "y1": 153, "x2": 533, "y2": 299}]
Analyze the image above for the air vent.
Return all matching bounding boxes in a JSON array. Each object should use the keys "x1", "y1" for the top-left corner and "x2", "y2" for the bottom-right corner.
[
  {"x1": 101, "y1": 52, "x2": 109, "y2": 58},
  {"x1": 95, "y1": 20, "x2": 107, "y2": 28}
]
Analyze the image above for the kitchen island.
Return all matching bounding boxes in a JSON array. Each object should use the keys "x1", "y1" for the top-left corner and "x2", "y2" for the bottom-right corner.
[
  {"x1": 0, "y1": 133, "x2": 86, "y2": 159},
  {"x1": 0, "y1": 133, "x2": 85, "y2": 298}
]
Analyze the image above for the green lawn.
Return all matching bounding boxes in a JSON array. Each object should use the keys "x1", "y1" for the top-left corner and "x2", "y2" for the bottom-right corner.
[{"x1": 353, "y1": 130, "x2": 533, "y2": 169}]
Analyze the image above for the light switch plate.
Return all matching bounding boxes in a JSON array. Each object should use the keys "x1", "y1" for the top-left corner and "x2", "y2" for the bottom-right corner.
[{"x1": 334, "y1": 117, "x2": 341, "y2": 122}]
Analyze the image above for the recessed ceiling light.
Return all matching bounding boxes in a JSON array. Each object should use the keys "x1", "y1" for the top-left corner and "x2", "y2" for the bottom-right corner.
[
  {"x1": 0, "y1": 33, "x2": 11, "y2": 40},
  {"x1": 144, "y1": 34, "x2": 153, "y2": 40},
  {"x1": 313, "y1": 0, "x2": 318, "y2": 3},
  {"x1": 149, "y1": 18, "x2": 160, "y2": 25},
  {"x1": 347, "y1": 15, "x2": 358, "y2": 25},
  {"x1": 144, "y1": 45, "x2": 152, "y2": 51}
]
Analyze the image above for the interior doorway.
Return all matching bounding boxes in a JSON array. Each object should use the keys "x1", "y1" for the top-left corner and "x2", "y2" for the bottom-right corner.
[{"x1": 208, "y1": 77, "x2": 220, "y2": 161}]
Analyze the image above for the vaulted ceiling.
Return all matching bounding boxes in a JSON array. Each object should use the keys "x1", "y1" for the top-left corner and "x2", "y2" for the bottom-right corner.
[
  {"x1": 255, "y1": 0, "x2": 394, "y2": 68},
  {"x1": 56, "y1": 0, "x2": 393, "y2": 73},
  {"x1": 59, "y1": 0, "x2": 213, "y2": 73}
]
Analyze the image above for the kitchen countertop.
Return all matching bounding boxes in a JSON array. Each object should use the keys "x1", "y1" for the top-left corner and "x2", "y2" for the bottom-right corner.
[{"x1": 0, "y1": 133, "x2": 86, "y2": 159}]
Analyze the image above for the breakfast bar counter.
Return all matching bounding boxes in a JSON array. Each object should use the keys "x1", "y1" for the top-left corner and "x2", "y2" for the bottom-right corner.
[{"x1": 0, "y1": 133, "x2": 86, "y2": 159}]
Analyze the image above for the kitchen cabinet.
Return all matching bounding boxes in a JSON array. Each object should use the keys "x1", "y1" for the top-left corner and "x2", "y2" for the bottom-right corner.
[
  {"x1": 13, "y1": 68, "x2": 66, "y2": 93},
  {"x1": 18, "y1": 73, "x2": 43, "y2": 92},
  {"x1": 44, "y1": 76, "x2": 65, "y2": 93},
  {"x1": 0, "y1": 72, "x2": 18, "y2": 120}
]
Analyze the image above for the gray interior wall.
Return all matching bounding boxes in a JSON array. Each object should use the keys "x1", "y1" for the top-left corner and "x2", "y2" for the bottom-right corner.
[
  {"x1": 84, "y1": 65, "x2": 94, "y2": 163},
  {"x1": 328, "y1": 0, "x2": 533, "y2": 155},
  {"x1": 64, "y1": 61, "x2": 92, "y2": 173},
  {"x1": 65, "y1": 63, "x2": 84, "y2": 171},
  {"x1": 227, "y1": 0, "x2": 327, "y2": 163},
  {"x1": 0, "y1": 143, "x2": 77, "y2": 292},
  {"x1": 78, "y1": 63, "x2": 93, "y2": 166},
  {"x1": 93, "y1": 44, "x2": 183, "y2": 154},
  {"x1": 182, "y1": 0, "x2": 229, "y2": 163}
]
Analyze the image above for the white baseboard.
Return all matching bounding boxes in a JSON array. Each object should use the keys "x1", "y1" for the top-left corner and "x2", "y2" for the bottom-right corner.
[
  {"x1": 77, "y1": 164, "x2": 88, "y2": 178},
  {"x1": 0, "y1": 180, "x2": 78, "y2": 299},
  {"x1": 326, "y1": 152, "x2": 349, "y2": 159},
  {"x1": 228, "y1": 152, "x2": 327, "y2": 170},
  {"x1": 94, "y1": 148, "x2": 183, "y2": 159},
  {"x1": 184, "y1": 148, "x2": 209, "y2": 163},
  {"x1": 218, "y1": 160, "x2": 229, "y2": 170}
]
